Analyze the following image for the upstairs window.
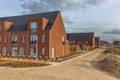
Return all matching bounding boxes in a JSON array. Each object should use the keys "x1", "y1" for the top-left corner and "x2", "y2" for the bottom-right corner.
[
  {"x1": 5, "y1": 36, "x2": 7, "y2": 43},
  {"x1": 42, "y1": 34, "x2": 45, "y2": 43},
  {"x1": 31, "y1": 22, "x2": 37, "y2": 32},
  {"x1": 31, "y1": 35, "x2": 37, "y2": 45},
  {"x1": 12, "y1": 35, "x2": 18, "y2": 45},
  {"x1": 22, "y1": 36, "x2": 25, "y2": 42}
]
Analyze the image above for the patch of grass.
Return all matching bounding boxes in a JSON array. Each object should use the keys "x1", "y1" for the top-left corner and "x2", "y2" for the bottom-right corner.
[{"x1": 114, "y1": 48, "x2": 120, "y2": 53}]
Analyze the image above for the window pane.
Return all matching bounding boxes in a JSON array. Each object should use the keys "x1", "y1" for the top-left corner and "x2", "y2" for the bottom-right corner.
[
  {"x1": 20, "y1": 47, "x2": 24, "y2": 56},
  {"x1": 12, "y1": 47, "x2": 18, "y2": 56},
  {"x1": 42, "y1": 48, "x2": 45, "y2": 55},
  {"x1": 42, "y1": 34, "x2": 45, "y2": 43},
  {"x1": 2, "y1": 47, "x2": 6, "y2": 55},
  {"x1": 31, "y1": 22, "x2": 37, "y2": 32},
  {"x1": 31, "y1": 35, "x2": 37, "y2": 45},
  {"x1": 22, "y1": 36, "x2": 25, "y2": 42},
  {"x1": 30, "y1": 48, "x2": 36, "y2": 57},
  {"x1": 12, "y1": 35, "x2": 18, "y2": 45}
]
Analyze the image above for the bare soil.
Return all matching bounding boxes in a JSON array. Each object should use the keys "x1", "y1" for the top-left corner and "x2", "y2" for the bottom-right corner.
[{"x1": 91, "y1": 49, "x2": 120, "y2": 79}]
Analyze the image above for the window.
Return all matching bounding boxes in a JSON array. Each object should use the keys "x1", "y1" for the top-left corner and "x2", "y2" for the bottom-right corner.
[
  {"x1": 4, "y1": 36, "x2": 7, "y2": 42},
  {"x1": 80, "y1": 41, "x2": 82, "y2": 44},
  {"x1": 62, "y1": 36, "x2": 65, "y2": 42},
  {"x1": 12, "y1": 47, "x2": 18, "y2": 56},
  {"x1": 0, "y1": 36, "x2": 1, "y2": 41},
  {"x1": 22, "y1": 36, "x2": 25, "y2": 42},
  {"x1": 0, "y1": 25, "x2": 1, "y2": 30},
  {"x1": 78, "y1": 41, "x2": 80, "y2": 45},
  {"x1": 42, "y1": 48, "x2": 45, "y2": 55},
  {"x1": 42, "y1": 34, "x2": 45, "y2": 43},
  {"x1": 20, "y1": 47, "x2": 24, "y2": 56},
  {"x1": 30, "y1": 48, "x2": 37, "y2": 57},
  {"x1": 2, "y1": 47, "x2": 6, "y2": 55},
  {"x1": 31, "y1": 22, "x2": 37, "y2": 32},
  {"x1": 31, "y1": 35, "x2": 37, "y2": 45},
  {"x1": 69, "y1": 41, "x2": 72, "y2": 44},
  {"x1": 62, "y1": 36, "x2": 65, "y2": 45},
  {"x1": 5, "y1": 36, "x2": 7, "y2": 42},
  {"x1": 12, "y1": 35, "x2": 18, "y2": 45},
  {"x1": 73, "y1": 40, "x2": 75, "y2": 44},
  {"x1": 86, "y1": 41, "x2": 88, "y2": 44}
]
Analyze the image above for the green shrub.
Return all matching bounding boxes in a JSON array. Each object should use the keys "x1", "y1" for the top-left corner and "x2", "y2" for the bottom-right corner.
[
  {"x1": 82, "y1": 45, "x2": 89, "y2": 50},
  {"x1": 114, "y1": 48, "x2": 120, "y2": 53},
  {"x1": 69, "y1": 45, "x2": 76, "y2": 52}
]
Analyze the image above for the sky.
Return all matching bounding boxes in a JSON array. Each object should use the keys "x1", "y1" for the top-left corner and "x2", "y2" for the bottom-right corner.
[{"x1": 0, "y1": 0, "x2": 120, "y2": 42}]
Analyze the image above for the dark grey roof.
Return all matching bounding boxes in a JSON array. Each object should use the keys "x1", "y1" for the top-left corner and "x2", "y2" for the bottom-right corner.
[
  {"x1": 0, "y1": 11, "x2": 59, "y2": 32},
  {"x1": 67, "y1": 32, "x2": 94, "y2": 40}
]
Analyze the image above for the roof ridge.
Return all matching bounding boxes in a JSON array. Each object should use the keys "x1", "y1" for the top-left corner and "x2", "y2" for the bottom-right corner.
[
  {"x1": 0, "y1": 11, "x2": 60, "y2": 19},
  {"x1": 67, "y1": 32, "x2": 94, "y2": 34}
]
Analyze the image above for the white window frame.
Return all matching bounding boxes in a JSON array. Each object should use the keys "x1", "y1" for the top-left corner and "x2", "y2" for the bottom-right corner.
[
  {"x1": 12, "y1": 35, "x2": 18, "y2": 42},
  {"x1": 86, "y1": 41, "x2": 88, "y2": 44},
  {"x1": 12, "y1": 47, "x2": 18, "y2": 57},
  {"x1": 31, "y1": 22, "x2": 37, "y2": 32},
  {"x1": 5, "y1": 36, "x2": 7, "y2": 42},
  {"x1": 30, "y1": 47, "x2": 37, "y2": 57},
  {"x1": 2, "y1": 47, "x2": 6, "y2": 55},
  {"x1": 20, "y1": 47, "x2": 24, "y2": 56},
  {"x1": 22, "y1": 36, "x2": 25, "y2": 42},
  {"x1": 42, "y1": 34, "x2": 45, "y2": 43},
  {"x1": 31, "y1": 35, "x2": 37, "y2": 42},
  {"x1": 42, "y1": 48, "x2": 45, "y2": 55}
]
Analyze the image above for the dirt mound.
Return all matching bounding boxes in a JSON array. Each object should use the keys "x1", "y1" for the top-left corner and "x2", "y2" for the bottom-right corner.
[{"x1": 91, "y1": 54, "x2": 120, "y2": 78}]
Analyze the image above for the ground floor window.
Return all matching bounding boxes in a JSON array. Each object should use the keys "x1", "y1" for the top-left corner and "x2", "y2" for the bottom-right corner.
[
  {"x1": 12, "y1": 47, "x2": 18, "y2": 57},
  {"x1": 20, "y1": 47, "x2": 24, "y2": 56},
  {"x1": 42, "y1": 48, "x2": 45, "y2": 55},
  {"x1": 2, "y1": 47, "x2": 6, "y2": 55},
  {"x1": 30, "y1": 47, "x2": 37, "y2": 57}
]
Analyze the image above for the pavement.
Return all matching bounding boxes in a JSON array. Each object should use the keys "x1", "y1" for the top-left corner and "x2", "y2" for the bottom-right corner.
[{"x1": 0, "y1": 48, "x2": 119, "y2": 80}]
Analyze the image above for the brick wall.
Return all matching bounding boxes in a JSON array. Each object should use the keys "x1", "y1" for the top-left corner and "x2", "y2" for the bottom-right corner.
[{"x1": 49, "y1": 12, "x2": 69, "y2": 58}]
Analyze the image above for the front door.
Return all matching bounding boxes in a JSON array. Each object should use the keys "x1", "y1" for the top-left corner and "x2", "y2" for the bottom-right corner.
[{"x1": 52, "y1": 48, "x2": 55, "y2": 58}]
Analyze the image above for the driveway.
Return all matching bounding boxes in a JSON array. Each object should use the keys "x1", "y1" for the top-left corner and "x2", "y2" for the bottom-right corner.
[{"x1": 0, "y1": 49, "x2": 119, "y2": 80}]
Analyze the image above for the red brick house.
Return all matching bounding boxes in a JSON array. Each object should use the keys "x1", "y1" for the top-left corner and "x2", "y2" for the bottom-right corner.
[
  {"x1": 67, "y1": 32, "x2": 95, "y2": 50},
  {"x1": 0, "y1": 11, "x2": 69, "y2": 60}
]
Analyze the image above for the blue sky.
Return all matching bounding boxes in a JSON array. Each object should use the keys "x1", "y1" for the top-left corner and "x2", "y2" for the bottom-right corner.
[{"x1": 0, "y1": 0, "x2": 120, "y2": 42}]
